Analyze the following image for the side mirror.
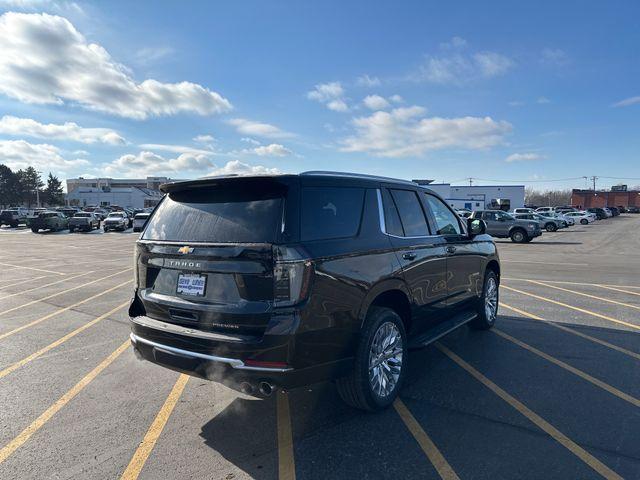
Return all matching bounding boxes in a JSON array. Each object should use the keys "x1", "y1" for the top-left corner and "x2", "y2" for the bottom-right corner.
[{"x1": 467, "y1": 218, "x2": 486, "y2": 237}]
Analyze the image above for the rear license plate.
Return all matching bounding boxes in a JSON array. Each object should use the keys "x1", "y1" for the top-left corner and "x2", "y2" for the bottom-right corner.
[{"x1": 177, "y1": 273, "x2": 207, "y2": 296}]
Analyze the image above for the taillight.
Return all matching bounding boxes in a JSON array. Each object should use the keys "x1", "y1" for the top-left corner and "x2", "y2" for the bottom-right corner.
[{"x1": 273, "y1": 246, "x2": 312, "y2": 307}]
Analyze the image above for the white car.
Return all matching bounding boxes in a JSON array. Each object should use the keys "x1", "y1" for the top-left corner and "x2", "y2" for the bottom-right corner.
[
  {"x1": 103, "y1": 212, "x2": 130, "y2": 231},
  {"x1": 512, "y1": 208, "x2": 535, "y2": 215},
  {"x1": 602, "y1": 208, "x2": 613, "y2": 217},
  {"x1": 133, "y1": 213, "x2": 150, "y2": 232},
  {"x1": 564, "y1": 211, "x2": 595, "y2": 225},
  {"x1": 535, "y1": 207, "x2": 555, "y2": 214}
]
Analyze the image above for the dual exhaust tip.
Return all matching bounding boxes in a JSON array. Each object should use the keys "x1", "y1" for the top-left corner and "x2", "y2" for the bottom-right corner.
[{"x1": 240, "y1": 381, "x2": 274, "y2": 397}]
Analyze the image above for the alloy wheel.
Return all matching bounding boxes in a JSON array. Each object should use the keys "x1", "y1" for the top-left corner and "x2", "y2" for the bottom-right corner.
[
  {"x1": 368, "y1": 321, "x2": 403, "y2": 398},
  {"x1": 484, "y1": 277, "x2": 498, "y2": 323}
]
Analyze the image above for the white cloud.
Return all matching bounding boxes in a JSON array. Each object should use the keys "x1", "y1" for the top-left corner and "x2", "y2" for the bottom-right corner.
[
  {"x1": 505, "y1": 152, "x2": 545, "y2": 163},
  {"x1": 105, "y1": 150, "x2": 215, "y2": 177},
  {"x1": 240, "y1": 137, "x2": 260, "y2": 145},
  {"x1": 227, "y1": 118, "x2": 293, "y2": 139},
  {"x1": 356, "y1": 74, "x2": 381, "y2": 87},
  {"x1": 440, "y1": 36, "x2": 468, "y2": 50},
  {"x1": 536, "y1": 96, "x2": 551, "y2": 104},
  {"x1": 414, "y1": 40, "x2": 513, "y2": 85},
  {"x1": 193, "y1": 134, "x2": 214, "y2": 143},
  {"x1": 363, "y1": 95, "x2": 390, "y2": 110},
  {"x1": 138, "y1": 143, "x2": 214, "y2": 155},
  {"x1": 0, "y1": 139, "x2": 89, "y2": 171},
  {"x1": 0, "y1": 115, "x2": 125, "y2": 144},
  {"x1": 341, "y1": 106, "x2": 512, "y2": 157},
  {"x1": 0, "y1": 12, "x2": 232, "y2": 119},
  {"x1": 207, "y1": 160, "x2": 280, "y2": 177},
  {"x1": 307, "y1": 81, "x2": 349, "y2": 111},
  {"x1": 540, "y1": 48, "x2": 569, "y2": 67},
  {"x1": 612, "y1": 96, "x2": 640, "y2": 108},
  {"x1": 251, "y1": 144, "x2": 292, "y2": 157},
  {"x1": 135, "y1": 46, "x2": 174, "y2": 64},
  {"x1": 389, "y1": 94, "x2": 404, "y2": 104}
]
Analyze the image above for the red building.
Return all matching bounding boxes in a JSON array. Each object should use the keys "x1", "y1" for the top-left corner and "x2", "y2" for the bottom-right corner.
[{"x1": 571, "y1": 189, "x2": 640, "y2": 209}]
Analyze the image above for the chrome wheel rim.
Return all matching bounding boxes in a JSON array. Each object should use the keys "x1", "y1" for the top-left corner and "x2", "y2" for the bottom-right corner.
[
  {"x1": 368, "y1": 322, "x2": 403, "y2": 398},
  {"x1": 484, "y1": 277, "x2": 498, "y2": 323},
  {"x1": 513, "y1": 231, "x2": 524, "y2": 242}
]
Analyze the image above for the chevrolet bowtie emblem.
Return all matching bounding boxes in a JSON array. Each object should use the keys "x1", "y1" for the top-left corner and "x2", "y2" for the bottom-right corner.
[{"x1": 177, "y1": 246, "x2": 194, "y2": 255}]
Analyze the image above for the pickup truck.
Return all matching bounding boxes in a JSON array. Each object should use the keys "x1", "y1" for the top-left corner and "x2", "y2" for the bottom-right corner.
[
  {"x1": 470, "y1": 209, "x2": 542, "y2": 243},
  {"x1": 69, "y1": 212, "x2": 100, "y2": 232},
  {"x1": 0, "y1": 208, "x2": 29, "y2": 228}
]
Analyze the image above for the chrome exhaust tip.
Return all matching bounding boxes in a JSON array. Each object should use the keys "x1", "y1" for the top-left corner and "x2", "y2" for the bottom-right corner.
[
  {"x1": 258, "y1": 382, "x2": 274, "y2": 397},
  {"x1": 240, "y1": 382, "x2": 254, "y2": 395}
]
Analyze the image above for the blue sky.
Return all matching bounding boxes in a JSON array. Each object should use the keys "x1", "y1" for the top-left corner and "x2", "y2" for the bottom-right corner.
[{"x1": 0, "y1": 0, "x2": 639, "y2": 190}]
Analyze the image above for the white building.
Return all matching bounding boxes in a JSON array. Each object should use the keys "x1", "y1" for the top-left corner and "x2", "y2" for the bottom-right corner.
[
  {"x1": 66, "y1": 177, "x2": 173, "y2": 209},
  {"x1": 414, "y1": 180, "x2": 525, "y2": 211}
]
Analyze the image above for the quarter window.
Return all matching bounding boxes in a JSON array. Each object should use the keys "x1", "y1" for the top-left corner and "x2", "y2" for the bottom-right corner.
[
  {"x1": 390, "y1": 189, "x2": 430, "y2": 237},
  {"x1": 424, "y1": 194, "x2": 462, "y2": 235},
  {"x1": 381, "y1": 189, "x2": 404, "y2": 236},
  {"x1": 300, "y1": 187, "x2": 365, "y2": 241}
]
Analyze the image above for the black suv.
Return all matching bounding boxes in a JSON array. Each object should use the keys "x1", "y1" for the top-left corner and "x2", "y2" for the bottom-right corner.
[{"x1": 129, "y1": 172, "x2": 500, "y2": 411}]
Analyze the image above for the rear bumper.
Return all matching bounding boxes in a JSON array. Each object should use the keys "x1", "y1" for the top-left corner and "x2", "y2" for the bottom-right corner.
[{"x1": 129, "y1": 313, "x2": 353, "y2": 392}]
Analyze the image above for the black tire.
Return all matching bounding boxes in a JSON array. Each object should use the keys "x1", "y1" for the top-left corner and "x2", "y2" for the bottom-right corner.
[
  {"x1": 10, "y1": 222, "x2": 18, "y2": 228},
  {"x1": 470, "y1": 270, "x2": 499, "y2": 330},
  {"x1": 31, "y1": 227, "x2": 38, "y2": 233},
  {"x1": 510, "y1": 228, "x2": 528, "y2": 243},
  {"x1": 336, "y1": 306, "x2": 407, "y2": 412},
  {"x1": 69, "y1": 227, "x2": 75, "y2": 233},
  {"x1": 545, "y1": 223, "x2": 557, "y2": 232},
  {"x1": 580, "y1": 218, "x2": 588, "y2": 225}
]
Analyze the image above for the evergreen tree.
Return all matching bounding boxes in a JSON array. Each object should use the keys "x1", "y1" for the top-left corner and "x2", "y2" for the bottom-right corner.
[
  {"x1": 0, "y1": 164, "x2": 21, "y2": 208},
  {"x1": 44, "y1": 172, "x2": 65, "y2": 206},
  {"x1": 16, "y1": 167, "x2": 44, "y2": 207}
]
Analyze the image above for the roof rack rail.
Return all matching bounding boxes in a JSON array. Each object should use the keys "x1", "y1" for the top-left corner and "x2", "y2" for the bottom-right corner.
[{"x1": 300, "y1": 171, "x2": 416, "y2": 185}]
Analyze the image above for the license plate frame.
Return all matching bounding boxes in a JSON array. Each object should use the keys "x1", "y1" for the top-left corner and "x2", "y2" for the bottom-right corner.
[{"x1": 176, "y1": 272, "x2": 207, "y2": 297}]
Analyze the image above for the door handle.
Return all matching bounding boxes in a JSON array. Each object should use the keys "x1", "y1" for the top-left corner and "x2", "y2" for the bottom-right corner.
[
  {"x1": 402, "y1": 252, "x2": 417, "y2": 261},
  {"x1": 446, "y1": 246, "x2": 457, "y2": 254}
]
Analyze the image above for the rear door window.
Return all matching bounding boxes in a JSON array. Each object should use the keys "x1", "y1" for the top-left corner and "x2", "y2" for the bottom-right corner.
[
  {"x1": 381, "y1": 188, "x2": 404, "y2": 236},
  {"x1": 300, "y1": 187, "x2": 364, "y2": 241},
  {"x1": 143, "y1": 187, "x2": 284, "y2": 243},
  {"x1": 390, "y1": 189, "x2": 430, "y2": 236}
]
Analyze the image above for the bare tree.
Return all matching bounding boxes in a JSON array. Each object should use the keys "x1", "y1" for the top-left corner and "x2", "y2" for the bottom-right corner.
[{"x1": 525, "y1": 188, "x2": 572, "y2": 207}]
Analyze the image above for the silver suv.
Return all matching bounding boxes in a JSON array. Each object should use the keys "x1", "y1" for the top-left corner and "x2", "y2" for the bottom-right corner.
[{"x1": 470, "y1": 210, "x2": 542, "y2": 243}]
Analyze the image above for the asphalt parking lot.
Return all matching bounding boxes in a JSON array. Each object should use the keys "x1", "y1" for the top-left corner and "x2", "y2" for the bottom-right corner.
[{"x1": 0, "y1": 217, "x2": 639, "y2": 480}]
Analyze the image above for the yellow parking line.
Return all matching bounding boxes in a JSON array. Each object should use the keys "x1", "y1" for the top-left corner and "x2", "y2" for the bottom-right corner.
[
  {"x1": 502, "y1": 277, "x2": 640, "y2": 290},
  {"x1": 120, "y1": 374, "x2": 189, "y2": 480},
  {"x1": 492, "y1": 328, "x2": 640, "y2": 407},
  {"x1": 0, "y1": 280, "x2": 131, "y2": 341},
  {"x1": 0, "y1": 339, "x2": 130, "y2": 464},
  {"x1": 0, "y1": 261, "x2": 65, "y2": 276},
  {"x1": 394, "y1": 399, "x2": 460, "y2": 480},
  {"x1": 435, "y1": 343, "x2": 623, "y2": 480},
  {"x1": 0, "y1": 271, "x2": 93, "y2": 300},
  {"x1": 525, "y1": 280, "x2": 640, "y2": 312},
  {"x1": 0, "y1": 301, "x2": 129, "y2": 380},
  {"x1": 0, "y1": 268, "x2": 130, "y2": 318},
  {"x1": 596, "y1": 284, "x2": 640, "y2": 298},
  {"x1": 276, "y1": 392, "x2": 296, "y2": 480},
  {"x1": 500, "y1": 303, "x2": 640, "y2": 362},
  {"x1": 0, "y1": 275, "x2": 47, "y2": 290},
  {"x1": 501, "y1": 285, "x2": 640, "y2": 331}
]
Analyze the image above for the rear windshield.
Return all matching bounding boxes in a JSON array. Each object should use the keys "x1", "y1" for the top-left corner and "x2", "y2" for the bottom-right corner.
[
  {"x1": 142, "y1": 187, "x2": 285, "y2": 243},
  {"x1": 74, "y1": 213, "x2": 91, "y2": 217}
]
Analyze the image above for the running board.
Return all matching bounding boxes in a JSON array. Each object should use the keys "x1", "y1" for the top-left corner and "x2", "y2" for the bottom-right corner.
[{"x1": 408, "y1": 311, "x2": 477, "y2": 349}]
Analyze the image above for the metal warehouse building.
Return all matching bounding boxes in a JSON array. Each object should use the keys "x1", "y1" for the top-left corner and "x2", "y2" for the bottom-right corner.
[
  {"x1": 66, "y1": 177, "x2": 172, "y2": 209},
  {"x1": 414, "y1": 180, "x2": 525, "y2": 211}
]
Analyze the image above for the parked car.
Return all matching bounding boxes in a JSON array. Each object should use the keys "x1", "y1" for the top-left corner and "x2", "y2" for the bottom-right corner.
[
  {"x1": 129, "y1": 172, "x2": 501, "y2": 411},
  {"x1": 602, "y1": 208, "x2": 613, "y2": 218},
  {"x1": 627, "y1": 206, "x2": 640, "y2": 214},
  {"x1": 30, "y1": 211, "x2": 69, "y2": 233},
  {"x1": 103, "y1": 212, "x2": 130, "y2": 231},
  {"x1": 514, "y1": 212, "x2": 563, "y2": 232},
  {"x1": 0, "y1": 208, "x2": 29, "y2": 227},
  {"x1": 469, "y1": 209, "x2": 541, "y2": 243},
  {"x1": 455, "y1": 208, "x2": 472, "y2": 218},
  {"x1": 587, "y1": 208, "x2": 607, "y2": 220},
  {"x1": 511, "y1": 208, "x2": 534, "y2": 215},
  {"x1": 616, "y1": 206, "x2": 627, "y2": 213},
  {"x1": 535, "y1": 207, "x2": 555, "y2": 214},
  {"x1": 563, "y1": 211, "x2": 594, "y2": 225},
  {"x1": 132, "y1": 212, "x2": 150, "y2": 232},
  {"x1": 609, "y1": 207, "x2": 620, "y2": 217},
  {"x1": 69, "y1": 212, "x2": 101, "y2": 232},
  {"x1": 555, "y1": 207, "x2": 578, "y2": 214},
  {"x1": 538, "y1": 212, "x2": 569, "y2": 228}
]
